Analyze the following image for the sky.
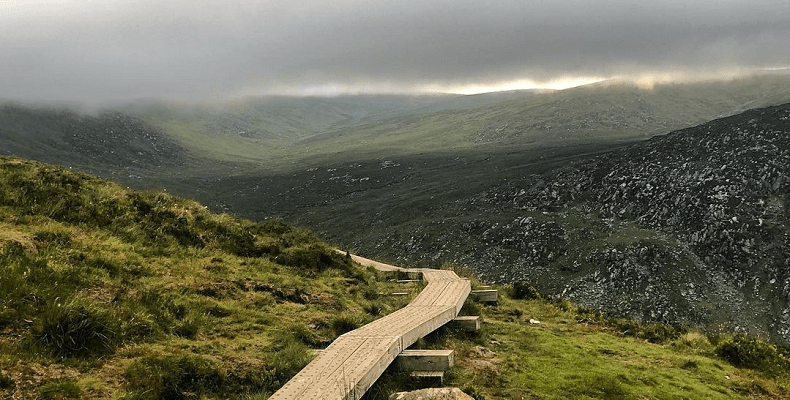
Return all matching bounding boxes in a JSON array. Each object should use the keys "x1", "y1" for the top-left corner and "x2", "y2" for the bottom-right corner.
[{"x1": 1, "y1": 0, "x2": 788, "y2": 106}]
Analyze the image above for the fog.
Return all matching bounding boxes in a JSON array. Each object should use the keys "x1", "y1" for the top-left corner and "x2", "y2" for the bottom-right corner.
[{"x1": 1, "y1": 0, "x2": 788, "y2": 106}]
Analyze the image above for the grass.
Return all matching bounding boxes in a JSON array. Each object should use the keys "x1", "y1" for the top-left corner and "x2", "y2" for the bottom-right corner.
[
  {"x1": 363, "y1": 284, "x2": 790, "y2": 399},
  {"x1": 115, "y1": 73, "x2": 790, "y2": 169},
  {"x1": 0, "y1": 156, "x2": 416, "y2": 399},
  {"x1": 39, "y1": 378, "x2": 82, "y2": 399},
  {"x1": 1, "y1": 155, "x2": 788, "y2": 399}
]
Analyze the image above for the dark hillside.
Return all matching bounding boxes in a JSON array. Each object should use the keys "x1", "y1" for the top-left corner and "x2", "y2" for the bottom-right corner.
[
  {"x1": 0, "y1": 105, "x2": 186, "y2": 178},
  {"x1": 323, "y1": 103, "x2": 790, "y2": 342}
]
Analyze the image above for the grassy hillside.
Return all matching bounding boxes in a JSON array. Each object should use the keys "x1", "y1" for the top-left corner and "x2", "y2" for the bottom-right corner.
[
  {"x1": 117, "y1": 95, "x2": 466, "y2": 163},
  {"x1": 0, "y1": 105, "x2": 190, "y2": 186},
  {"x1": 295, "y1": 73, "x2": 790, "y2": 163},
  {"x1": 105, "y1": 72, "x2": 790, "y2": 169},
  {"x1": 1, "y1": 156, "x2": 789, "y2": 399},
  {"x1": 0, "y1": 156, "x2": 415, "y2": 399}
]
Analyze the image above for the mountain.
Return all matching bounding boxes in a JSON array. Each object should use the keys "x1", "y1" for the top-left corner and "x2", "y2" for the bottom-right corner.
[
  {"x1": 2, "y1": 74, "x2": 790, "y2": 343},
  {"x1": 117, "y1": 93, "x2": 537, "y2": 163},
  {"x1": 308, "y1": 103, "x2": 790, "y2": 342},
  {"x1": 286, "y1": 73, "x2": 790, "y2": 162},
  {"x1": 1, "y1": 156, "x2": 787, "y2": 400},
  {"x1": 0, "y1": 104, "x2": 187, "y2": 179},
  {"x1": 110, "y1": 73, "x2": 790, "y2": 167}
]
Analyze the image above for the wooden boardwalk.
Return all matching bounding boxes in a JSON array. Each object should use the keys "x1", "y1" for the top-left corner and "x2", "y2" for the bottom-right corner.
[{"x1": 268, "y1": 253, "x2": 471, "y2": 400}]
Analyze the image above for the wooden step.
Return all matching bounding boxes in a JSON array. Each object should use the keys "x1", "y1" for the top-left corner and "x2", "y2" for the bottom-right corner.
[
  {"x1": 471, "y1": 289, "x2": 498, "y2": 303},
  {"x1": 410, "y1": 370, "x2": 444, "y2": 385},
  {"x1": 395, "y1": 349, "x2": 454, "y2": 372},
  {"x1": 450, "y1": 316, "x2": 480, "y2": 332}
]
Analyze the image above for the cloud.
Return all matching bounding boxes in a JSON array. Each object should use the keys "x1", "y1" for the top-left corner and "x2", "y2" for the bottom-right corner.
[{"x1": 1, "y1": 0, "x2": 788, "y2": 105}]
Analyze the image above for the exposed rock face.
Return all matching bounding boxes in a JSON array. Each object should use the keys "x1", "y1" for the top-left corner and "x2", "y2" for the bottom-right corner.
[
  {"x1": 499, "y1": 103, "x2": 790, "y2": 340},
  {"x1": 360, "y1": 103, "x2": 790, "y2": 342},
  {"x1": 389, "y1": 387, "x2": 474, "y2": 400}
]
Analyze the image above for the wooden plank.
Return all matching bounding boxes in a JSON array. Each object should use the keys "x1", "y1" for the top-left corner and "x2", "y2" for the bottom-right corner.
[
  {"x1": 270, "y1": 253, "x2": 471, "y2": 400},
  {"x1": 410, "y1": 371, "x2": 444, "y2": 385},
  {"x1": 396, "y1": 350, "x2": 454, "y2": 372},
  {"x1": 450, "y1": 316, "x2": 480, "y2": 332},
  {"x1": 471, "y1": 289, "x2": 499, "y2": 303}
]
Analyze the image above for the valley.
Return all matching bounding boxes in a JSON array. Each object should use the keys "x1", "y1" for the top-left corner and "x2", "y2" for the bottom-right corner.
[{"x1": 2, "y1": 73, "x2": 790, "y2": 344}]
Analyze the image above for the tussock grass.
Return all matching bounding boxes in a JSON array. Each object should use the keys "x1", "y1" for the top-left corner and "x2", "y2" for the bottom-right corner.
[
  {"x1": 364, "y1": 281, "x2": 790, "y2": 400},
  {"x1": 39, "y1": 378, "x2": 81, "y2": 399},
  {"x1": 0, "y1": 156, "x2": 416, "y2": 399}
]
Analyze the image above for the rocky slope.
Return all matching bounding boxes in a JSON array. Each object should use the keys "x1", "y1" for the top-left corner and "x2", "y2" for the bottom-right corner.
[
  {"x1": 0, "y1": 105, "x2": 186, "y2": 179},
  {"x1": 350, "y1": 103, "x2": 790, "y2": 342}
]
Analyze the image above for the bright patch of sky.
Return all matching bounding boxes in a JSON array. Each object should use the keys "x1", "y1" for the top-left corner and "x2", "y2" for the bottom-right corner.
[{"x1": 1, "y1": 0, "x2": 788, "y2": 105}]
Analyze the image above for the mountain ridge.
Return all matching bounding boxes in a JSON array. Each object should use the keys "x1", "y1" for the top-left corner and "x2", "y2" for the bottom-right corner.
[{"x1": 323, "y1": 102, "x2": 790, "y2": 342}]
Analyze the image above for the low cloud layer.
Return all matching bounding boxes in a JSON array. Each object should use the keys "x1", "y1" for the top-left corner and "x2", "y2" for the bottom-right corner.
[{"x1": 2, "y1": 0, "x2": 788, "y2": 106}]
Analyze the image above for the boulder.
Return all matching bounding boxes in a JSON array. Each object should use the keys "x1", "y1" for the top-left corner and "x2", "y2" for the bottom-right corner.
[{"x1": 389, "y1": 387, "x2": 475, "y2": 400}]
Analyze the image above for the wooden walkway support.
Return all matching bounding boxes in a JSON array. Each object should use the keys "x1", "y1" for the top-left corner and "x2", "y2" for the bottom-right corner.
[
  {"x1": 395, "y1": 350, "x2": 454, "y2": 372},
  {"x1": 268, "y1": 253, "x2": 471, "y2": 400}
]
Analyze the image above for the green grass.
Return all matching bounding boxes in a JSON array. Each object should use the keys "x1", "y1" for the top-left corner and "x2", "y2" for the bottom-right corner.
[
  {"x1": 1, "y1": 155, "x2": 788, "y2": 399},
  {"x1": 153, "y1": 73, "x2": 790, "y2": 169},
  {"x1": 363, "y1": 286, "x2": 789, "y2": 399},
  {"x1": 39, "y1": 378, "x2": 82, "y2": 399},
  {"x1": 0, "y1": 156, "x2": 415, "y2": 399}
]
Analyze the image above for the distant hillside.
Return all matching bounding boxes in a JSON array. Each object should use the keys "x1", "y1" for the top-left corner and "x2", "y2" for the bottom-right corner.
[
  {"x1": 0, "y1": 104, "x2": 186, "y2": 179},
  {"x1": 324, "y1": 103, "x2": 790, "y2": 343},
  {"x1": 292, "y1": 73, "x2": 790, "y2": 161},
  {"x1": 102, "y1": 72, "x2": 790, "y2": 167},
  {"x1": 4, "y1": 73, "x2": 790, "y2": 174}
]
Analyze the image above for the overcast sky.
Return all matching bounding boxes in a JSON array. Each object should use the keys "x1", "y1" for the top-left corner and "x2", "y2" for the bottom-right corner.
[{"x1": 1, "y1": 0, "x2": 788, "y2": 106}]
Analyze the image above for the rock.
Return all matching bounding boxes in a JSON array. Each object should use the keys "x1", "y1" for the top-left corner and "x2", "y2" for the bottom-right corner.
[
  {"x1": 471, "y1": 345, "x2": 496, "y2": 358},
  {"x1": 389, "y1": 387, "x2": 475, "y2": 400}
]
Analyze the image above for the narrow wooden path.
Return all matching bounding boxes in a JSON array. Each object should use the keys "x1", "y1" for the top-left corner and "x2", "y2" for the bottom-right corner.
[{"x1": 268, "y1": 253, "x2": 471, "y2": 400}]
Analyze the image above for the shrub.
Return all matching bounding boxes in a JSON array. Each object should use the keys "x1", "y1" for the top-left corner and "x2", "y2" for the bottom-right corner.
[
  {"x1": 204, "y1": 303, "x2": 232, "y2": 318},
  {"x1": 461, "y1": 385, "x2": 487, "y2": 400},
  {"x1": 641, "y1": 323, "x2": 684, "y2": 344},
  {"x1": 331, "y1": 312, "x2": 362, "y2": 335},
  {"x1": 459, "y1": 296, "x2": 483, "y2": 317},
  {"x1": 125, "y1": 354, "x2": 226, "y2": 400},
  {"x1": 511, "y1": 281, "x2": 541, "y2": 300},
  {"x1": 0, "y1": 373, "x2": 14, "y2": 390},
  {"x1": 173, "y1": 316, "x2": 202, "y2": 339},
  {"x1": 33, "y1": 230, "x2": 72, "y2": 248},
  {"x1": 275, "y1": 245, "x2": 347, "y2": 274},
  {"x1": 134, "y1": 288, "x2": 180, "y2": 331},
  {"x1": 289, "y1": 322, "x2": 321, "y2": 348},
  {"x1": 39, "y1": 378, "x2": 81, "y2": 399},
  {"x1": 610, "y1": 319, "x2": 685, "y2": 344},
  {"x1": 264, "y1": 338, "x2": 313, "y2": 390},
  {"x1": 120, "y1": 311, "x2": 158, "y2": 342},
  {"x1": 85, "y1": 255, "x2": 123, "y2": 278},
  {"x1": 716, "y1": 335, "x2": 790, "y2": 376},
  {"x1": 35, "y1": 298, "x2": 118, "y2": 358},
  {"x1": 364, "y1": 301, "x2": 384, "y2": 316}
]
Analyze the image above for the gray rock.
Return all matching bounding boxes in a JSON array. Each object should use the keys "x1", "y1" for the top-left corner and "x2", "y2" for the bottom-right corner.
[{"x1": 389, "y1": 387, "x2": 475, "y2": 400}]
